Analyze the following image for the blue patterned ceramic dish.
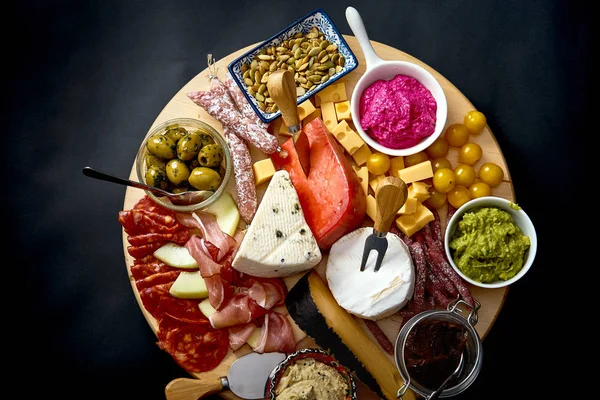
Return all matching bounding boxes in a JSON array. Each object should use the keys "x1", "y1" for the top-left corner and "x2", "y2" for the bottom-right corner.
[{"x1": 227, "y1": 8, "x2": 358, "y2": 123}]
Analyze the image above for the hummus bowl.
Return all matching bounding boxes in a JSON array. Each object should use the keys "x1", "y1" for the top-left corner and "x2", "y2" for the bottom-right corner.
[
  {"x1": 346, "y1": 7, "x2": 447, "y2": 157},
  {"x1": 444, "y1": 196, "x2": 538, "y2": 289},
  {"x1": 266, "y1": 348, "x2": 357, "y2": 400}
]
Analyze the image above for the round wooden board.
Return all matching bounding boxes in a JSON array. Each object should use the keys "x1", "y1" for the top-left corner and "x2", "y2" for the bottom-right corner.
[{"x1": 123, "y1": 36, "x2": 514, "y2": 399}]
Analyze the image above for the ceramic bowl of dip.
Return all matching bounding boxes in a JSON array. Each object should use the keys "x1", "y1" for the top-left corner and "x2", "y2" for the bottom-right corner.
[
  {"x1": 345, "y1": 6, "x2": 447, "y2": 157},
  {"x1": 444, "y1": 196, "x2": 538, "y2": 289},
  {"x1": 266, "y1": 348, "x2": 357, "y2": 400}
]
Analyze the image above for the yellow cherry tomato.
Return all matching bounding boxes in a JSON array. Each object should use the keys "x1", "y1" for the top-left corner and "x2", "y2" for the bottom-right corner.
[
  {"x1": 432, "y1": 168, "x2": 456, "y2": 194},
  {"x1": 366, "y1": 152, "x2": 391, "y2": 175},
  {"x1": 458, "y1": 142, "x2": 483, "y2": 165},
  {"x1": 447, "y1": 185, "x2": 472, "y2": 208},
  {"x1": 464, "y1": 110, "x2": 487, "y2": 135},
  {"x1": 479, "y1": 162, "x2": 504, "y2": 187},
  {"x1": 454, "y1": 164, "x2": 476, "y2": 187},
  {"x1": 444, "y1": 123, "x2": 470, "y2": 147},
  {"x1": 425, "y1": 137, "x2": 449, "y2": 159},
  {"x1": 469, "y1": 181, "x2": 492, "y2": 198},
  {"x1": 404, "y1": 151, "x2": 429, "y2": 167},
  {"x1": 431, "y1": 157, "x2": 452, "y2": 172},
  {"x1": 425, "y1": 188, "x2": 447, "y2": 209}
]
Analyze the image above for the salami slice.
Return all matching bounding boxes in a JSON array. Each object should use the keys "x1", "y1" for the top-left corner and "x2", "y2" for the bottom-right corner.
[
  {"x1": 135, "y1": 270, "x2": 181, "y2": 291},
  {"x1": 127, "y1": 241, "x2": 165, "y2": 259},
  {"x1": 127, "y1": 230, "x2": 190, "y2": 246},
  {"x1": 158, "y1": 323, "x2": 229, "y2": 373},
  {"x1": 130, "y1": 260, "x2": 176, "y2": 281}
]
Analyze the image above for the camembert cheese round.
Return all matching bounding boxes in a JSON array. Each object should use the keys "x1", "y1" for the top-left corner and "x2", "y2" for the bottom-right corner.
[{"x1": 326, "y1": 227, "x2": 415, "y2": 320}]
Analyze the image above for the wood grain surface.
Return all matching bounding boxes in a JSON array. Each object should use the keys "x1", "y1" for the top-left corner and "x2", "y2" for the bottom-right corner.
[{"x1": 122, "y1": 36, "x2": 513, "y2": 399}]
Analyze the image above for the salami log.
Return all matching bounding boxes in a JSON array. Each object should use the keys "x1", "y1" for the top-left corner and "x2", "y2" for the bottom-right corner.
[
  {"x1": 364, "y1": 319, "x2": 394, "y2": 355},
  {"x1": 188, "y1": 77, "x2": 278, "y2": 154},
  {"x1": 223, "y1": 126, "x2": 257, "y2": 224},
  {"x1": 224, "y1": 72, "x2": 267, "y2": 129}
]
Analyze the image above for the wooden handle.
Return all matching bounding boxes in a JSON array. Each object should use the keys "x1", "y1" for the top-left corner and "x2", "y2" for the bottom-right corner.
[
  {"x1": 267, "y1": 70, "x2": 300, "y2": 129},
  {"x1": 164, "y1": 377, "x2": 224, "y2": 400},
  {"x1": 374, "y1": 176, "x2": 408, "y2": 233}
]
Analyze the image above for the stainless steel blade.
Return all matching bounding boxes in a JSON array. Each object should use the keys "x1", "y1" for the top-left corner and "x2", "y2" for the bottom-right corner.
[
  {"x1": 360, "y1": 232, "x2": 388, "y2": 272},
  {"x1": 227, "y1": 352, "x2": 286, "y2": 399}
]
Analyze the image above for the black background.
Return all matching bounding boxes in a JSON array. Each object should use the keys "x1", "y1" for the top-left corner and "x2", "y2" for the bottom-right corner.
[{"x1": 11, "y1": 0, "x2": 588, "y2": 399}]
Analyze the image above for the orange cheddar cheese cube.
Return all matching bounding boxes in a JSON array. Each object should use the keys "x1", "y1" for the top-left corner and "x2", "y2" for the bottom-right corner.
[
  {"x1": 389, "y1": 156, "x2": 405, "y2": 178},
  {"x1": 407, "y1": 181, "x2": 431, "y2": 202},
  {"x1": 253, "y1": 158, "x2": 276, "y2": 185},
  {"x1": 352, "y1": 165, "x2": 369, "y2": 196},
  {"x1": 369, "y1": 175, "x2": 387, "y2": 194},
  {"x1": 399, "y1": 160, "x2": 433, "y2": 184},
  {"x1": 395, "y1": 201, "x2": 435, "y2": 237},
  {"x1": 351, "y1": 144, "x2": 372, "y2": 166},
  {"x1": 334, "y1": 100, "x2": 352, "y2": 120},
  {"x1": 321, "y1": 101, "x2": 338, "y2": 132},
  {"x1": 331, "y1": 120, "x2": 365, "y2": 155},
  {"x1": 397, "y1": 197, "x2": 418, "y2": 214},
  {"x1": 314, "y1": 82, "x2": 347, "y2": 106},
  {"x1": 297, "y1": 99, "x2": 316, "y2": 121}
]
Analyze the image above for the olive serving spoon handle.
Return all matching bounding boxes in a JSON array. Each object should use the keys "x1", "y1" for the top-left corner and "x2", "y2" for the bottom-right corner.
[{"x1": 81, "y1": 166, "x2": 213, "y2": 205}]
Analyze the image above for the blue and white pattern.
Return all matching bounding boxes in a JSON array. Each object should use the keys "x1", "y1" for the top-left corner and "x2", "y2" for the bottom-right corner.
[{"x1": 228, "y1": 8, "x2": 359, "y2": 123}]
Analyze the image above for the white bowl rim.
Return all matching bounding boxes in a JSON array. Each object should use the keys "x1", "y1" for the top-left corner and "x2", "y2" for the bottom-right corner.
[
  {"x1": 350, "y1": 60, "x2": 448, "y2": 157},
  {"x1": 443, "y1": 196, "x2": 537, "y2": 289}
]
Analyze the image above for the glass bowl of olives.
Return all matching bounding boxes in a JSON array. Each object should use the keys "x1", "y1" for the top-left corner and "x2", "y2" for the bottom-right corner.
[{"x1": 135, "y1": 117, "x2": 232, "y2": 213}]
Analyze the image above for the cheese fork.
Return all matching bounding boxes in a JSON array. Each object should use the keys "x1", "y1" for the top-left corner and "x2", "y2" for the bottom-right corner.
[{"x1": 360, "y1": 176, "x2": 407, "y2": 272}]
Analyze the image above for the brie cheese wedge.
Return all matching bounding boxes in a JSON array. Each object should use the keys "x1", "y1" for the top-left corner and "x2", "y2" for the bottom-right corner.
[
  {"x1": 326, "y1": 227, "x2": 414, "y2": 320},
  {"x1": 232, "y1": 170, "x2": 321, "y2": 278}
]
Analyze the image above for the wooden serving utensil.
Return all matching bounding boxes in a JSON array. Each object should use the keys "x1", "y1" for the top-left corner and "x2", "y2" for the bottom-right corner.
[
  {"x1": 360, "y1": 176, "x2": 408, "y2": 272},
  {"x1": 267, "y1": 69, "x2": 311, "y2": 176}
]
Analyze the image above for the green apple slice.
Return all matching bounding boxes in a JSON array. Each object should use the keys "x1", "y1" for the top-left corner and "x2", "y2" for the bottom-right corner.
[
  {"x1": 153, "y1": 242, "x2": 199, "y2": 269},
  {"x1": 169, "y1": 271, "x2": 209, "y2": 299},
  {"x1": 204, "y1": 190, "x2": 241, "y2": 237},
  {"x1": 198, "y1": 298, "x2": 216, "y2": 318}
]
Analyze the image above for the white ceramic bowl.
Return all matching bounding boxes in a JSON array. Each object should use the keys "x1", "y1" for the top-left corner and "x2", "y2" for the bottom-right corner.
[
  {"x1": 346, "y1": 7, "x2": 447, "y2": 157},
  {"x1": 444, "y1": 196, "x2": 537, "y2": 289}
]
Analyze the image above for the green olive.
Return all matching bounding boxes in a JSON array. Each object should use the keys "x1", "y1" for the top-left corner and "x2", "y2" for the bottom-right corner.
[
  {"x1": 165, "y1": 126, "x2": 188, "y2": 144},
  {"x1": 197, "y1": 144, "x2": 224, "y2": 167},
  {"x1": 177, "y1": 133, "x2": 203, "y2": 161},
  {"x1": 165, "y1": 159, "x2": 191, "y2": 186},
  {"x1": 145, "y1": 153, "x2": 166, "y2": 171},
  {"x1": 193, "y1": 130, "x2": 215, "y2": 147},
  {"x1": 147, "y1": 135, "x2": 176, "y2": 159},
  {"x1": 145, "y1": 165, "x2": 170, "y2": 190},
  {"x1": 187, "y1": 158, "x2": 200, "y2": 170},
  {"x1": 188, "y1": 167, "x2": 222, "y2": 191}
]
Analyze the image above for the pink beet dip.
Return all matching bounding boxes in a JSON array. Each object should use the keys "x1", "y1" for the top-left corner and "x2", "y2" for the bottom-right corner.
[{"x1": 359, "y1": 74, "x2": 437, "y2": 149}]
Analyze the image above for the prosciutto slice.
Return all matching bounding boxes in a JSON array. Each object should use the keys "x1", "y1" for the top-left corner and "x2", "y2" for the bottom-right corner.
[
  {"x1": 253, "y1": 312, "x2": 296, "y2": 354},
  {"x1": 176, "y1": 212, "x2": 234, "y2": 262},
  {"x1": 228, "y1": 322, "x2": 257, "y2": 351}
]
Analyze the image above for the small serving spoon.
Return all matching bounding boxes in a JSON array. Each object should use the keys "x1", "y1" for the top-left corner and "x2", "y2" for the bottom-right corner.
[
  {"x1": 82, "y1": 166, "x2": 213, "y2": 205},
  {"x1": 426, "y1": 352, "x2": 465, "y2": 400}
]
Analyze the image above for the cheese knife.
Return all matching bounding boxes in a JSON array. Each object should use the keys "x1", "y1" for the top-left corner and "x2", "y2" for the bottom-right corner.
[
  {"x1": 360, "y1": 176, "x2": 408, "y2": 272},
  {"x1": 164, "y1": 352, "x2": 286, "y2": 400},
  {"x1": 267, "y1": 69, "x2": 311, "y2": 177}
]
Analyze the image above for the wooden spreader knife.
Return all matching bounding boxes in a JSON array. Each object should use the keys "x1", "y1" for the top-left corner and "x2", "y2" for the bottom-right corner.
[
  {"x1": 267, "y1": 69, "x2": 311, "y2": 177},
  {"x1": 164, "y1": 352, "x2": 286, "y2": 400},
  {"x1": 360, "y1": 176, "x2": 408, "y2": 272}
]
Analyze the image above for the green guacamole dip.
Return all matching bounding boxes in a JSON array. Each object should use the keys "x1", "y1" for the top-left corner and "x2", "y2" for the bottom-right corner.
[{"x1": 449, "y1": 207, "x2": 530, "y2": 283}]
